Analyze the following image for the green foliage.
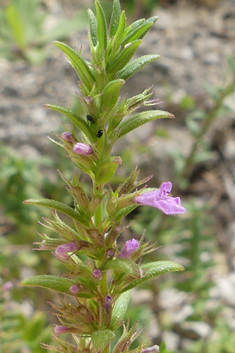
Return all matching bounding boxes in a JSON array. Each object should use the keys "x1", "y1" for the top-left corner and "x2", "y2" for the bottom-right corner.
[
  {"x1": 0, "y1": 0, "x2": 87, "y2": 64},
  {"x1": 173, "y1": 56, "x2": 235, "y2": 190},
  {"x1": 0, "y1": 287, "x2": 51, "y2": 353}
]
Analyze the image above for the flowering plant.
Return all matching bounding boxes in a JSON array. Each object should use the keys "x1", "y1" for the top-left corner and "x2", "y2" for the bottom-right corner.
[{"x1": 22, "y1": 1, "x2": 186, "y2": 352}]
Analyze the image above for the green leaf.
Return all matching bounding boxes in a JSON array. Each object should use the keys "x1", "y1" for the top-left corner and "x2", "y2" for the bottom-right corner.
[
  {"x1": 115, "y1": 110, "x2": 174, "y2": 139},
  {"x1": 138, "y1": 16, "x2": 158, "y2": 39},
  {"x1": 24, "y1": 198, "x2": 89, "y2": 227},
  {"x1": 115, "y1": 205, "x2": 138, "y2": 222},
  {"x1": 117, "y1": 54, "x2": 161, "y2": 80},
  {"x1": 5, "y1": 4, "x2": 26, "y2": 49},
  {"x1": 96, "y1": 158, "x2": 121, "y2": 184},
  {"x1": 88, "y1": 9, "x2": 97, "y2": 47},
  {"x1": 95, "y1": 0, "x2": 108, "y2": 54},
  {"x1": 21, "y1": 275, "x2": 72, "y2": 294},
  {"x1": 101, "y1": 79, "x2": 125, "y2": 110},
  {"x1": 92, "y1": 329, "x2": 115, "y2": 351},
  {"x1": 107, "y1": 40, "x2": 142, "y2": 74},
  {"x1": 120, "y1": 261, "x2": 185, "y2": 293},
  {"x1": 54, "y1": 41, "x2": 95, "y2": 90},
  {"x1": 124, "y1": 19, "x2": 145, "y2": 37},
  {"x1": 121, "y1": 22, "x2": 152, "y2": 45},
  {"x1": 110, "y1": 291, "x2": 131, "y2": 330},
  {"x1": 44, "y1": 104, "x2": 94, "y2": 143},
  {"x1": 110, "y1": 0, "x2": 121, "y2": 37},
  {"x1": 103, "y1": 258, "x2": 141, "y2": 279},
  {"x1": 111, "y1": 10, "x2": 126, "y2": 47}
]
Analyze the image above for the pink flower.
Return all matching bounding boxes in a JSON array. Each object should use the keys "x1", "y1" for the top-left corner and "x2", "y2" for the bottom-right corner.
[
  {"x1": 134, "y1": 182, "x2": 186, "y2": 215},
  {"x1": 55, "y1": 242, "x2": 78, "y2": 258},
  {"x1": 54, "y1": 325, "x2": 68, "y2": 335},
  {"x1": 73, "y1": 143, "x2": 92, "y2": 155},
  {"x1": 119, "y1": 238, "x2": 139, "y2": 258},
  {"x1": 2, "y1": 281, "x2": 13, "y2": 292}
]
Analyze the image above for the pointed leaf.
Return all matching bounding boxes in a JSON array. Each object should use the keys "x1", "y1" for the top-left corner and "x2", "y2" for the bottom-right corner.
[
  {"x1": 121, "y1": 22, "x2": 152, "y2": 45},
  {"x1": 54, "y1": 41, "x2": 95, "y2": 90},
  {"x1": 24, "y1": 198, "x2": 89, "y2": 227},
  {"x1": 88, "y1": 9, "x2": 97, "y2": 47},
  {"x1": 115, "y1": 110, "x2": 174, "y2": 139},
  {"x1": 111, "y1": 10, "x2": 126, "y2": 47},
  {"x1": 115, "y1": 205, "x2": 138, "y2": 222},
  {"x1": 108, "y1": 40, "x2": 142, "y2": 73},
  {"x1": 21, "y1": 275, "x2": 73, "y2": 294},
  {"x1": 92, "y1": 330, "x2": 115, "y2": 351},
  {"x1": 95, "y1": 0, "x2": 108, "y2": 54},
  {"x1": 120, "y1": 261, "x2": 185, "y2": 293},
  {"x1": 117, "y1": 54, "x2": 161, "y2": 80},
  {"x1": 44, "y1": 104, "x2": 94, "y2": 143},
  {"x1": 110, "y1": 0, "x2": 121, "y2": 37},
  {"x1": 138, "y1": 16, "x2": 158, "y2": 39},
  {"x1": 101, "y1": 79, "x2": 125, "y2": 110},
  {"x1": 103, "y1": 258, "x2": 141, "y2": 279},
  {"x1": 110, "y1": 291, "x2": 131, "y2": 330}
]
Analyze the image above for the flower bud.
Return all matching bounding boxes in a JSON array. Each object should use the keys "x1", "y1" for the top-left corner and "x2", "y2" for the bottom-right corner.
[
  {"x1": 55, "y1": 242, "x2": 78, "y2": 258},
  {"x1": 105, "y1": 295, "x2": 113, "y2": 313},
  {"x1": 92, "y1": 269, "x2": 102, "y2": 279},
  {"x1": 61, "y1": 132, "x2": 73, "y2": 142},
  {"x1": 119, "y1": 238, "x2": 139, "y2": 258},
  {"x1": 142, "y1": 345, "x2": 159, "y2": 353},
  {"x1": 106, "y1": 248, "x2": 115, "y2": 258},
  {"x1": 54, "y1": 325, "x2": 68, "y2": 335},
  {"x1": 70, "y1": 284, "x2": 81, "y2": 294},
  {"x1": 73, "y1": 143, "x2": 92, "y2": 156}
]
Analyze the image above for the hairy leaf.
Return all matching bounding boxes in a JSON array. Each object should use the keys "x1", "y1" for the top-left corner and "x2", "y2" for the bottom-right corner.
[
  {"x1": 120, "y1": 261, "x2": 185, "y2": 293},
  {"x1": 110, "y1": 291, "x2": 131, "y2": 330},
  {"x1": 103, "y1": 258, "x2": 141, "y2": 278},
  {"x1": 95, "y1": 0, "x2": 107, "y2": 54},
  {"x1": 117, "y1": 54, "x2": 161, "y2": 80},
  {"x1": 109, "y1": 0, "x2": 121, "y2": 37},
  {"x1": 92, "y1": 330, "x2": 115, "y2": 351},
  {"x1": 21, "y1": 275, "x2": 72, "y2": 294},
  {"x1": 44, "y1": 104, "x2": 94, "y2": 143},
  {"x1": 54, "y1": 41, "x2": 95, "y2": 90},
  {"x1": 101, "y1": 79, "x2": 125, "y2": 110},
  {"x1": 24, "y1": 198, "x2": 89, "y2": 226},
  {"x1": 88, "y1": 9, "x2": 97, "y2": 47},
  {"x1": 116, "y1": 110, "x2": 174, "y2": 139}
]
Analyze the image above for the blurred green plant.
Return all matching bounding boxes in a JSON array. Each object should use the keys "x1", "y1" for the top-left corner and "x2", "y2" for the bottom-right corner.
[
  {"x1": 121, "y1": 0, "x2": 159, "y2": 16},
  {"x1": 0, "y1": 0, "x2": 87, "y2": 64},
  {"x1": 173, "y1": 56, "x2": 235, "y2": 190},
  {"x1": 0, "y1": 283, "x2": 52, "y2": 353}
]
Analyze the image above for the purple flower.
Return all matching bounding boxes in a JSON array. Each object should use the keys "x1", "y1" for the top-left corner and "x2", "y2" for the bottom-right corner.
[
  {"x1": 134, "y1": 182, "x2": 186, "y2": 215},
  {"x1": 92, "y1": 269, "x2": 102, "y2": 279},
  {"x1": 73, "y1": 143, "x2": 92, "y2": 156},
  {"x1": 55, "y1": 242, "x2": 78, "y2": 258},
  {"x1": 61, "y1": 132, "x2": 73, "y2": 142},
  {"x1": 69, "y1": 284, "x2": 81, "y2": 294},
  {"x1": 105, "y1": 295, "x2": 113, "y2": 313},
  {"x1": 119, "y1": 238, "x2": 139, "y2": 258},
  {"x1": 54, "y1": 325, "x2": 68, "y2": 335}
]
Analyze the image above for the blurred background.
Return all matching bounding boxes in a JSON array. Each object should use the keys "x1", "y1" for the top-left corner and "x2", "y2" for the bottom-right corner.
[{"x1": 0, "y1": 0, "x2": 235, "y2": 352}]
